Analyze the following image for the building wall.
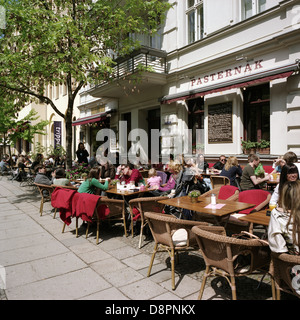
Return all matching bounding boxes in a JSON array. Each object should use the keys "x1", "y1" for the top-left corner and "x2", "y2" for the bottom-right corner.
[{"x1": 155, "y1": 0, "x2": 300, "y2": 158}]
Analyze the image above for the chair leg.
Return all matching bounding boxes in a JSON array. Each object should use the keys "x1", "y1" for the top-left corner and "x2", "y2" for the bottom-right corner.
[
  {"x1": 96, "y1": 219, "x2": 100, "y2": 244},
  {"x1": 40, "y1": 199, "x2": 44, "y2": 216},
  {"x1": 276, "y1": 287, "x2": 281, "y2": 300},
  {"x1": 138, "y1": 223, "x2": 144, "y2": 248},
  {"x1": 123, "y1": 217, "x2": 128, "y2": 237},
  {"x1": 171, "y1": 248, "x2": 175, "y2": 290},
  {"x1": 76, "y1": 218, "x2": 79, "y2": 237},
  {"x1": 131, "y1": 215, "x2": 134, "y2": 238},
  {"x1": 53, "y1": 208, "x2": 57, "y2": 219},
  {"x1": 198, "y1": 266, "x2": 209, "y2": 300},
  {"x1": 85, "y1": 222, "x2": 90, "y2": 238},
  {"x1": 230, "y1": 275, "x2": 237, "y2": 300},
  {"x1": 62, "y1": 223, "x2": 66, "y2": 233},
  {"x1": 147, "y1": 243, "x2": 158, "y2": 277}
]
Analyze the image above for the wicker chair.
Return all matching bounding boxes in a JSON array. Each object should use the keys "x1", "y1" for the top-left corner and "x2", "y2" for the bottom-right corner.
[
  {"x1": 191, "y1": 225, "x2": 271, "y2": 300},
  {"x1": 210, "y1": 175, "x2": 230, "y2": 189},
  {"x1": 128, "y1": 196, "x2": 169, "y2": 248},
  {"x1": 34, "y1": 183, "x2": 55, "y2": 216},
  {"x1": 86, "y1": 197, "x2": 127, "y2": 244},
  {"x1": 270, "y1": 252, "x2": 300, "y2": 300},
  {"x1": 145, "y1": 211, "x2": 208, "y2": 290}
]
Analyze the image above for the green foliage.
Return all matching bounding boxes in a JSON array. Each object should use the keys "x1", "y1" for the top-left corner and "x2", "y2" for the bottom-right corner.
[
  {"x1": 241, "y1": 140, "x2": 257, "y2": 150},
  {"x1": 0, "y1": 0, "x2": 172, "y2": 167},
  {"x1": 188, "y1": 190, "x2": 201, "y2": 198},
  {"x1": 47, "y1": 144, "x2": 66, "y2": 158},
  {"x1": 66, "y1": 163, "x2": 91, "y2": 180},
  {"x1": 256, "y1": 140, "x2": 270, "y2": 149},
  {"x1": 29, "y1": 142, "x2": 46, "y2": 161}
]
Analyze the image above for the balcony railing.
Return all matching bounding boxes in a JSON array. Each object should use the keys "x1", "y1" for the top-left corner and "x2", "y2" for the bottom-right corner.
[{"x1": 96, "y1": 46, "x2": 168, "y2": 87}]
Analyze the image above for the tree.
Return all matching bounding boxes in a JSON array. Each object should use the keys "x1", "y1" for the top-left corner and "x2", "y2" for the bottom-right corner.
[
  {"x1": 0, "y1": 0, "x2": 171, "y2": 168},
  {"x1": 0, "y1": 88, "x2": 49, "y2": 162}
]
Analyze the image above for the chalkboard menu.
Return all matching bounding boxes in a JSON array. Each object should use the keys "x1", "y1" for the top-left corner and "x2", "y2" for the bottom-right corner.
[{"x1": 208, "y1": 102, "x2": 232, "y2": 143}]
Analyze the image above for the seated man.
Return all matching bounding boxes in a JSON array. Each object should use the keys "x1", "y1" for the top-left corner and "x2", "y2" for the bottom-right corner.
[
  {"x1": 240, "y1": 154, "x2": 270, "y2": 191},
  {"x1": 0, "y1": 158, "x2": 9, "y2": 174},
  {"x1": 212, "y1": 155, "x2": 226, "y2": 173},
  {"x1": 34, "y1": 165, "x2": 53, "y2": 185},
  {"x1": 115, "y1": 163, "x2": 144, "y2": 185}
]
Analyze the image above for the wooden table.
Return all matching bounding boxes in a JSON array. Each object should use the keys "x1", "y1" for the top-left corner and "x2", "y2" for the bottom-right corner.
[
  {"x1": 266, "y1": 180, "x2": 279, "y2": 191},
  {"x1": 106, "y1": 185, "x2": 151, "y2": 197},
  {"x1": 158, "y1": 196, "x2": 255, "y2": 226},
  {"x1": 238, "y1": 209, "x2": 270, "y2": 233}
]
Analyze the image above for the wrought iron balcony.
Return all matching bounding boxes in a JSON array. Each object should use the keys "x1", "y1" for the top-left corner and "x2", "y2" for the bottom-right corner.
[{"x1": 89, "y1": 46, "x2": 168, "y2": 98}]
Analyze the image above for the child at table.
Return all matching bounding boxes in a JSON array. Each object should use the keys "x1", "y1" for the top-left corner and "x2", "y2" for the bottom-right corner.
[{"x1": 147, "y1": 168, "x2": 162, "y2": 189}]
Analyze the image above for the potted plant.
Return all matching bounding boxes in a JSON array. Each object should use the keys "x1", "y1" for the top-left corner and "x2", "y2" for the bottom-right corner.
[
  {"x1": 241, "y1": 139, "x2": 257, "y2": 154},
  {"x1": 256, "y1": 140, "x2": 270, "y2": 154},
  {"x1": 188, "y1": 190, "x2": 201, "y2": 203},
  {"x1": 110, "y1": 179, "x2": 120, "y2": 186}
]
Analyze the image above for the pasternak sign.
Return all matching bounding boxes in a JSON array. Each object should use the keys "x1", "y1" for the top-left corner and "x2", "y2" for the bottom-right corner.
[{"x1": 190, "y1": 59, "x2": 264, "y2": 88}]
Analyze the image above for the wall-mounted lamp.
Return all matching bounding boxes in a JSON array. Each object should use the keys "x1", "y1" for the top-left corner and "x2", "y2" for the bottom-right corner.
[{"x1": 236, "y1": 55, "x2": 247, "y2": 61}]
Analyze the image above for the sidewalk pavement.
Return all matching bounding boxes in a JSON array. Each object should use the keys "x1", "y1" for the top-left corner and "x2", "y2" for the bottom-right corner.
[{"x1": 0, "y1": 177, "x2": 296, "y2": 301}]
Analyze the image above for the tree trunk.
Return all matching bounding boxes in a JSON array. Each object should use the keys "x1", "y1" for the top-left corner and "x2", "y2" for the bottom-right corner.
[{"x1": 65, "y1": 99, "x2": 74, "y2": 170}]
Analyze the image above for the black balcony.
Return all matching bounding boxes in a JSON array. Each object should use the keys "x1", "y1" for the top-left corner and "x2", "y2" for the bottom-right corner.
[{"x1": 89, "y1": 46, "x2": 168, "y2": 98}]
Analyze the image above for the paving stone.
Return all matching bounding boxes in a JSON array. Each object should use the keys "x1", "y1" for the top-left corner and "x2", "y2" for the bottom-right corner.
[
  {"x1": 119, "y1": 278, "x2": 167, "y2": 300},
  {"x1": 5, "y1": 268, "x2": 111, "y2": 300}
]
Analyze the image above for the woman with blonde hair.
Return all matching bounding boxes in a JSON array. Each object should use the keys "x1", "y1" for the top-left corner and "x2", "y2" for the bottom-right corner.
[
  {"x1": 150, "y1": 160, "x2": 183, "y2": 195},
  {"x1": 220, "y1": 156, "x2": 242, "y2": 187},
  {"x1": 268, "y1": 180, "x2": 300, "y2": 255}
]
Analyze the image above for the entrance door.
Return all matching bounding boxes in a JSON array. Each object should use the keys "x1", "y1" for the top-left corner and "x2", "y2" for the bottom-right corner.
[
  {"x1": 188, "y1": 98, "x2": 204, "y2": 154},
  {"x1": 243, "y1": 83, "x2": 270, "y2": 142},
  {"x1": 148, "y1": 108, "x2": 161, "y2": 161}
]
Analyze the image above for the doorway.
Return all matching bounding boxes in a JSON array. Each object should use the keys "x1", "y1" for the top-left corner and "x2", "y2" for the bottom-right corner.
[
  {"x1": 148, "y1": 108, "x2": 161, "y2": 161},
  {"x1": 243, "y1": 83, "x2": 270, "y2": 142}
]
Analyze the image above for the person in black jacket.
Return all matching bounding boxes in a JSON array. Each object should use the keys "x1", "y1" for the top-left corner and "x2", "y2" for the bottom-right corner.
[
  {"x1": 213, "y1": 155, "x2": 227, "y2": 172},
  {"x1": 76, "y1": 142, "x2": 89, "y2": 165}
]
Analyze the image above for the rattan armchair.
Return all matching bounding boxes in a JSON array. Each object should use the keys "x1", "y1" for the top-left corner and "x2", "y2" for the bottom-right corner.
[
  {"x1": 210, "y1": 175, "x2": 230, "y2": 189},
  {"x1": 270, "y1": 252, "x2": 300, "y2": 300},
  {"x1": 128, "y1": 196, "x2": 169, "y2": 248},
  {"x1": 192, "y1": 225, "x2": 271, "y2": 300},
  {"x1": 86, "y1": 197, "x2": 127, "y2": 244},
  {"x1": 34, "y1": 183, "x2": 55, "y2": 216},
  {"x1": 145, "y1": 211, "x2": 208, "y2": 290}
]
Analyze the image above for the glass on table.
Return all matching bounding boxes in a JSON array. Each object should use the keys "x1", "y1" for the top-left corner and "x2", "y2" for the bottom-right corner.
[{"x1": 269, "y1": 202, "x2": 277, "y2": 211}]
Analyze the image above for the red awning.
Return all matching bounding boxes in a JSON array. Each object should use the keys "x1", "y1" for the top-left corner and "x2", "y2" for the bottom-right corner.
[
  {"x1": 160, "y1": 62, "x2": 299, "y2": 104},
  {"x1": 72, "y1": 113, "x2": 107, "y2": 126}
]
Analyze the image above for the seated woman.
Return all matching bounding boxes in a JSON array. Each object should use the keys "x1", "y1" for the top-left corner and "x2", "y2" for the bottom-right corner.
[
  {"x1": 52, "y1": 167, "x2": 71, "y2": 186},
  {"x1": 78, "y1": 167, "x2": 109, "y2": 194},
  {"x1": 270, "y1": 163, "x2": 299, "y2": 205},
  {"x1": 150, "y1": 161, "x2": 182, "y2": 196},
  {"x1": 220, "y1": 156, "x2": 242, "y2": 187},
  {"x1": 268, "y1": 180, "x2": 300, "y2": 255},
  {"x1": 196, "y1": 154, "x2": 209, "y2": 173}
]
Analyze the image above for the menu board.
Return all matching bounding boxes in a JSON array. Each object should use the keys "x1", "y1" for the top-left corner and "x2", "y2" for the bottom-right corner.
[{"x1": 208, "y1": 102, "x2": 232, "y2": 143}]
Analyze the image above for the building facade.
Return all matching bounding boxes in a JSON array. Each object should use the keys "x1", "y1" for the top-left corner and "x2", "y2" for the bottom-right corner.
[
  {"x1": 84, "y1": 0, "x2": 300, "y2": 164},
  {"x1": 16, "y1": 0, "x2": 300, "y2": 164}
]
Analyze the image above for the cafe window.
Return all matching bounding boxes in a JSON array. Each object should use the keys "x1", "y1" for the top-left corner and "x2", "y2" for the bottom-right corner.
[
  {"x1": 241, "y1": 0, "x2": 266, "y2": 20},
  {"x1": 186, "y1": 0, "x2": 204, "y2": 44},
  {"x1": 188, "y1": 98, "x2": 204, "y2": 153},
  {"x1": 243, "y1": 83, "x2": 270, "y2": 142}
]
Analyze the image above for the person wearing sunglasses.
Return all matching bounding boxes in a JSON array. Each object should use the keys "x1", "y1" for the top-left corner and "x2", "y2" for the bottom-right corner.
[{"x1": 212, "y1": 155, "x2": 227, "y2": 173}]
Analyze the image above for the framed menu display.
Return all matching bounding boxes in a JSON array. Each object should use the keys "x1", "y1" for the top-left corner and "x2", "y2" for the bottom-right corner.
[{"x1": 208, "y1": 102, "x2": 233, "y2": 143}]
